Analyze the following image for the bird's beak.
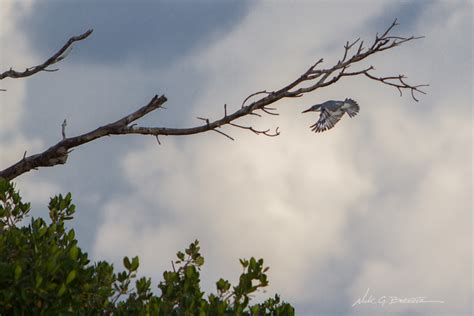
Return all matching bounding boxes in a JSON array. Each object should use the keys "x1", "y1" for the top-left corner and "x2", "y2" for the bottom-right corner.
[{"x1": 302, "y1": 108, "x2": 312, "y2": 113}]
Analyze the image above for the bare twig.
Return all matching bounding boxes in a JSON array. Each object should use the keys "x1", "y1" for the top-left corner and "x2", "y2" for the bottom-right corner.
[
  {"x1": 42, "y1": 68, "x2": 59, "y2": 72},
  {"x1": 61, "y1": 119, "x2": 67, "y2": 140},
  {"x1": 340, "y1": 38, "x2": 360, "y2": 63},
  {"x1": 229, "y1": 123, "x2": 280, "y2": 137},
  {"x1": 363, "y1": 72, "x2": 428, "y2": 101},
  {"x1": 212, "y1": 129, "x2": 235, "y2": 141},
  {"x1": 261, "y1": 106, "x2": 279, "y2": 116},
  {"x1": 307, "y1": 58, "x2": 324, "y2": 73},
  {"x1": 0, "y1": 29, "x2": 93, "y2": 80},
  {"x1": 241, "y1": 90, "x2": 272, "y2": 108},
  {"x1": 197, "y1": 117, "x2": 210, "y2": 125}
]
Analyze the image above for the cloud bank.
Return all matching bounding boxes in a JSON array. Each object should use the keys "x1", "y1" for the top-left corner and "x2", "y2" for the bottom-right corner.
[{"x1": 2, "y1": 1, "x2": 471, "y2": 315}]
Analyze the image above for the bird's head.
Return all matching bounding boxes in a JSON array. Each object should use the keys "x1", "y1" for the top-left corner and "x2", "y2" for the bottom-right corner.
[{"x1": 302, "y1": 103, "x2": 323, "y2": 113}]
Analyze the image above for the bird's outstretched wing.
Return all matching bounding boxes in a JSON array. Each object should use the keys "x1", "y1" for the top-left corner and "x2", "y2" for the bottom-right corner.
[
  {"x1": 344, "y1": 98, "x2": 360, "y2": 118},
  {"x1": 310, "y1": 109, "x2": 344, "y2": 132}
]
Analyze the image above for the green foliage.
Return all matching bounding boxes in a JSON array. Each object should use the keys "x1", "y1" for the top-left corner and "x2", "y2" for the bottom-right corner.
[{"x1": 0, "y1": 179, "x2": 294, "y2": 315}]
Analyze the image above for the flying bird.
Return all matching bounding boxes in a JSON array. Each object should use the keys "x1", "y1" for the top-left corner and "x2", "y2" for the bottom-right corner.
[{"x1": 302, "y1": 98, "x2": 360, "y2": 132}]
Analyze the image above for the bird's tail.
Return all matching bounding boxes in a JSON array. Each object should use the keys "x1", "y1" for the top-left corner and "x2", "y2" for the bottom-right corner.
[{"x1": 345, "y1": 98, "x2": 360, "y2": 118}]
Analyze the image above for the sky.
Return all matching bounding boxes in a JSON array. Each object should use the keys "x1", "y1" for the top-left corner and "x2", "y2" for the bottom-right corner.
[{"x1": 0, "y1": 1, "x2": 472, "y2": 315}]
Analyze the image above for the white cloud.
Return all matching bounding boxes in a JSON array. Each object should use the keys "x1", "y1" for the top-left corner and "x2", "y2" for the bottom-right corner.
[
  {"x1": 0, "y1": 0, "x2": 36, "y2": 131},
  {"x1": 15, "y1": 177, "x2": 61, "y2": 207},
  {"x1": 348, "y1": 107, "x2": 471, "y2": 314},
  {"x1": 345, "y1": 3, "x2": 472, "y2": 315},
  {"x1": 92, "y1": 2, "x2": 392, "y2": 304},
  {"x1": 2, "y1": 1, "x2": 467, "y2": 315},
  {"x1": 0, "y1": 2, "x2": 64, "y2": 227},
  {"x1": 93, "y1": 0, "x2": 464, "y2": 308},
  {"x1": 1, "y1": 1, "x2": 46, "y2": 170}
]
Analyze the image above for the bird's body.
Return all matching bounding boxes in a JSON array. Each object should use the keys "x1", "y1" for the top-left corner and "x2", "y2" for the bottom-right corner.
[{"x1": 302, "y1": 98, "x2": 360, "y2": 132}]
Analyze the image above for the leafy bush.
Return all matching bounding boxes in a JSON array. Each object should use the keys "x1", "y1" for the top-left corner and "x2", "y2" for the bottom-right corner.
[{"x1": 0, "y1": 179, "x2": 294, "y2": 315}]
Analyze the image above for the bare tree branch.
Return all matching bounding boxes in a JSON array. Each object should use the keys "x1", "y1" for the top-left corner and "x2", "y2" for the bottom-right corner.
[
  {"x1": 285, "y1": 19, "x2": 427, "y2": 100},
  {"x1": 0, "y1": 29, "x2": 93, "y2": 81},
  {"x1": 0, "y1": 96, "x2": 166, "y2": 180},
  {"x1": 0, "y1": 19, "x2": 428, "y2": 180},
  {"x1": 212, "y1": 128, "x2": 235, "y2": 141},
  {"x1": 241, "y1": 90, "x2": 271, "y2": 108},
  {"x1": 362, "y1": 72, "x2": 428, "y2": 101},
  {"x1": 228, "y1": 123, "x2": 280, "y2": 137}
]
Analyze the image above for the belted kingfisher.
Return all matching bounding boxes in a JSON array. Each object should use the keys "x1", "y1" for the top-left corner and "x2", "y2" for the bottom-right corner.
[{"x1": 302, "y1": 98, "x2": 360, "y2": 132}]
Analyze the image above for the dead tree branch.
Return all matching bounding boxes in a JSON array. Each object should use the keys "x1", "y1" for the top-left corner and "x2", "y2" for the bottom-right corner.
[
  {"x1": 0, "y1": 29, "x2": 93, "y2": 81},
  {"x1": 0, "y1": 19, "x2": 427, "y2": 180},
  {"x1": 284, "y1": 19, "x2": 427, "y2": 99}
]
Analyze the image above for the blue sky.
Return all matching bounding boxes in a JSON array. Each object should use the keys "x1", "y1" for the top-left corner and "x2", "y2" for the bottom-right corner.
[{"x1": 1, "y1": 1, "x2": 472, "y2": 315}]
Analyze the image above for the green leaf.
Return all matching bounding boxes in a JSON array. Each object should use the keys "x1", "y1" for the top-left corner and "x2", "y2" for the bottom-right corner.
[
  {"x1": 216, "y1": 278, "x2": 231, "y2": 293},
  {"x1": 66, "y1": 270, "x2": 77, "y2": 284},
  {"x1": 185, "y1": 266, "x2": 196, "y2": 278},
  {"x1": 35, "y1": 275, "x2": 43, "y2": 288},
  {"x1": 123, "y1": 256, "x2": 131, "y2": 270},
  {"x1": 38, "y1": 226, "x2": 47, "y2": 237},
  {"x1": 249, "y1": 257, "x2": 257, "y2": 270},
  {"x1": 59, "y1": 197, "x2": 67, "y2": 210},
  {"x1": 49, "y1": 223, "x2": 57, "y2": 233},
  {"x1": 14, "y1": 265, "x2": 22, "y2": 281},
  {"x1": 240, "y1": 258, "x2": 249, "y2": 268},
  {"x1": 130, "y1": 256, "x2": 139, "y2": 271},
  {"x1": 69, "y1": 245, "x2": 79, "y2": 260},
  {"x1": 250, "y1": 305, "x2": 259, "y2": 315},
  {"x1": 68, "y1": 229, "x2": 75, "y2": 241},
  {"x1": 57, "y1": 283, "x2": 67, "y2": 297},
  {"x1": 195, "y1": 255, "x2": 205, "y2": 266},
  {"x1": 117, "y1": 271, "x2": 128, "y2": 282}
]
